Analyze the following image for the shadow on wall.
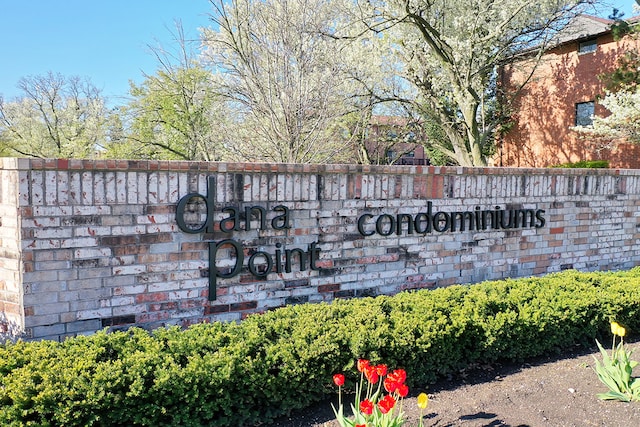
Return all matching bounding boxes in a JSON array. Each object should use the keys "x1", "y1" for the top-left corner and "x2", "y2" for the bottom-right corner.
[
  {"x1": 501, "y1": 37, "x2": 640, "y2": 169},
  {"x1": 0, "y1": 314, "x2": 25, "y2": 343}
]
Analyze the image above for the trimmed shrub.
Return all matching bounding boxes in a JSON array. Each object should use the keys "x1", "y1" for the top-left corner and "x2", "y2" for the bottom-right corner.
[
  {"x1": 1, "y1": 269, "x2": 639, "y2": 426},
  {"x1": 550, "y1": 160, "x2": 609, "y2": 168}
]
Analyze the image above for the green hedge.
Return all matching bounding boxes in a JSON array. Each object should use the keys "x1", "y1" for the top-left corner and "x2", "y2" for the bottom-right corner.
[
  {"x1": 550, "y1": 159, "x2": 610, "y2": 168},
  {"x1": 1, "y1": 269, "x2": 640, "y2": 426}
]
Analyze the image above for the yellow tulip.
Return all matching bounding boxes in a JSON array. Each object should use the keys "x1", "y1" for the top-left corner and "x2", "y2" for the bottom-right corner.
[
  {"x1": 611, "y1": 321, "x2": 627, "y2": 337},
  {"x1": 611, "y1": 321, "x2": 619, "y2": 336},
  {"x1": 417, "y1": 392, "x2": 429, "y2": 409}
]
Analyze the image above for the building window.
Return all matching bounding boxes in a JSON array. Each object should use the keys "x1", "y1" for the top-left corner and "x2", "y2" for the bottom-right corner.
[
  {"x1": 405, "y1": 131, "x2": 416, "y2": 142},
  {"x1": 578, "y1": 39, "x2": 597, "y2": 54},
  {"x1": 575, "y1": 101, "x2": 595, "y2": 126}
]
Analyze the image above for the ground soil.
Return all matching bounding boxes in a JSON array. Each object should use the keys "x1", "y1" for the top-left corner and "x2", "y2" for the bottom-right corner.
[{"x1": 263, "y1": 340, "x2": 640, "y2": 427}]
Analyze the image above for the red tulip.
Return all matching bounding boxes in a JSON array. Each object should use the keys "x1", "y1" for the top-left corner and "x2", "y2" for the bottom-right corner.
[
  {"x1": 384, "y1": 377, "x2": 398, "y2": 393},
  {"x1": 397, "y1": 384, "x2": 409, "y2": 397},
  {"x1": 333, "y1": 373, "x2": 345, "y2": 387},
  {"x1": 360, "y1": 399, "x2": 374, "y2": 415},
  {"x1": 357, "y1": 359, "x2": 370, "y2": 372},
  {"x1": 364, "y1": 365, "x2": 379, "y2": 384},
  {"x1": 378, "y1": 394, "x2": 396, "y2": 414},
  {"x1": 389, "y1": 369, "x2": 407, "y2": 384},
  {"x1": 375, "y1": 364, "x2": 388, "y2": 377}
]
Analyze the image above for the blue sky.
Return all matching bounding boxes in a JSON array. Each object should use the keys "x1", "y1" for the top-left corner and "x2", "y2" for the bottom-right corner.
[
  {"x1": 0, "y1": 0, "x2": 212, "y2": 104},
  {"x1": 0, "y1": 1, "x2": 636, "y2": 105}
]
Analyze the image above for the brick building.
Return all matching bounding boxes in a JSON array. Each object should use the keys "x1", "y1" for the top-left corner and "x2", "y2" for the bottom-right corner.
[
  {"x1": 498, "y1": 14, "x2": 640, "y2": 168},
  {"x1": 365, "y1": 116, "x2": 429, "y2": 165}
]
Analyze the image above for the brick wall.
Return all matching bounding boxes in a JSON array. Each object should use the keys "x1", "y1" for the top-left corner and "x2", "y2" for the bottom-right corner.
[
  {"x1": 1, "y1": 158, "x2": 640, "y2": 341},
  {"x1": 0, "y1": 160, "x2": 23, "y2": 338}
]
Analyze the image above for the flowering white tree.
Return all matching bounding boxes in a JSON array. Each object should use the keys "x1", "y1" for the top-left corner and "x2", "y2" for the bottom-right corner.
[
  {"x1": 0, "y1": 72, "x2": 107, "y2": 158},
  {"x1": 585, "y1": 89, "x2": 640, "y2": 143},
  {"x1": 575, "y1": 4, "x2": 640, "y2": 147},
  {"x1": 353, "y1": 0, "x2": 594, "y2": 166},
  {"x1": 201, "y1": 0, "x2": 395, "y2": 164}
]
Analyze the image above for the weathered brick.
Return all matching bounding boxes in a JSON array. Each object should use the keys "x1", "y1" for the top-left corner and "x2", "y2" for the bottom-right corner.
[
  {"x1": 77, "y1": 308, "x2": 112, "y2": 320},
  {"x1": 113, "y1": 245, "x2": 149, "y2": 256},
  {"x1": 204, "y1": 304, "x2": 230, "y2": 314},
  {"x1": 140, "y1": 233, "x2": 173, "y2": 244},
  {"x1": 6, "y1": 161, "x2": 640, "y2": 340},
  {"x1": 149, "y1": 302, "x2": 178, "y2": 312},
  {"x1": 136, "y1": 312, "x2": 170, "y2": 324},
  {"x1": 31, "y1": 323, "x2": 66, "y2": 338},
  {"x1": 318, "y1": 283, "x2": 340, "y2": 293},
  {"x1": 135, "y1": 292, "x2": 170, "y2": 304},
  {"x1": 230, "y1": 301, "x2": 258, "y2": 311},
  {"x1": 68, "y1": 319, "x2": 103, "y2": 333}
]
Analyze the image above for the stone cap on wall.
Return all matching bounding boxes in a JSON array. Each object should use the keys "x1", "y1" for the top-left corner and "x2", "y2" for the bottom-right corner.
[{"x1": 0, "y1": 157, "x2": 631, "y2": 177}]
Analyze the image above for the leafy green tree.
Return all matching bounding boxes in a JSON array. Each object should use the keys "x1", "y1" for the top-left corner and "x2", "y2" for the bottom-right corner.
[
  {"x1": 0, "y1": 72, "x2": 107, "y2": 158},
  {"x1": 99, "y1": 106, "x2": 137, "y2": 158},
  {"x1": 121, "y1": 66, "x2": 226, "y2": 160},
  {"x1": 601, "y1": 6, "x2": 639, "y2": 92},
  {"x1": 116, "y1": 25, "x2": 228, "y2": 161}
]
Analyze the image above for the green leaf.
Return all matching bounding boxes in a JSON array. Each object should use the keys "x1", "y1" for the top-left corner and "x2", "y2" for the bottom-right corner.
[
  {"x1": 596, "y1": 391, "x2": 631, "y2": 402},
  {"x1": 595, "y1": 340, "x2": 612, "y2": 365}
]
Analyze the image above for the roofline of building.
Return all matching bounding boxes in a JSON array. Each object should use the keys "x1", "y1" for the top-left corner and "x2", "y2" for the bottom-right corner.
[
  {"x1": 555, "y1": 13, "x2": 640, "y2": 44},
  {"x1": 500, "y1": 13, "x2": 638, "y2": 64}
]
